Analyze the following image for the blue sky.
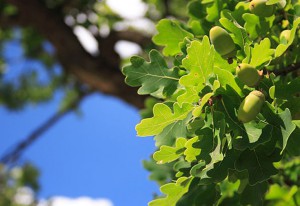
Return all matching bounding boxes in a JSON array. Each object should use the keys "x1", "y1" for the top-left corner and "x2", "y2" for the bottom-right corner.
[{"x1": 0, "y1": 90, "x2": 159, "y2": 206}]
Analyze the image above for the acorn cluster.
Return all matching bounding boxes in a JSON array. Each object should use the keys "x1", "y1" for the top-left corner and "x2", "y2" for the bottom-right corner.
[{"x1": 206, "y1": 0, "x2": 281, "y2": 123}]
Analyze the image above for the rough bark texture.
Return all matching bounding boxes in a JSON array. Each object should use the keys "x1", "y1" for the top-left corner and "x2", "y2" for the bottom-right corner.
[{"x1": 2, "y1": 0, "x2": 151, "y2": 109}]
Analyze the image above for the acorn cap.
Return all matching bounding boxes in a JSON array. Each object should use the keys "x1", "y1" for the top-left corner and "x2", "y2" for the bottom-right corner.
[{"x1": 249, "y1": 90, "x2": 265, "y2": 102}]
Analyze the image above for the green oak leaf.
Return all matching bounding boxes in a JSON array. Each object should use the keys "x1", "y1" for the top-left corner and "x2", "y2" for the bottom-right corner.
[
  {"x1": 153, "y1": 137, "x2": 187, "y2": 164},
  {"x1": 266, "y1": 0, "x2": 284, "y2": 5},
  {"x1": 249, "y1": 38, "x2": 274, "y2": 67},
  {"x1": 214, "y1": 50, "x2": 237, "y2": 73},
  {"x1": 122, "y1": 50, "x2": 180, "y2": 97},
  {"x1": 154, "y1": 115, "x2": 190, "y2": 147},
  {"x1": 293, "y1": 121, "x2": 300, "y2": 129},
  {"x1": 188, "y1": 0, "x2": 206, "y2": 20},
  {"x1": 143, "y1": 158, "x2": 174, "y2": 185},
  {"x1": 177, "y1": 180, "x2": 220, "y2": 206},
  {"x1": 197, "y1": 111, "x2": 225, "y2": 184},
  {"x1": 214, "y1": 66, "x2": 243, "y2": 96},
  {"x1": 192, "y1": 92, "x2": 214, "y2": 118},
  {"x1": 206, "y1": 0, "x2": 220, "y2": 22},
  {"x1": 240, "y1": 181, "x2": 268, "y2": 206},
  {"x1": 265, "y1": 184, "x2": 298, "y2": 202},
  {"x1": 275, "y1": 17, "x2": 300, "y2": 57},
  {"x1": 184, "y1": 136, "x2": 201, "y2": 162},
  {"x1": 149, "y1": 177, "x2": 193, "y2": 206},
  {"x1": 243, "y1": 13, "x2": 275, "y2": 39},
  {"x1": 136, "y1": 102, "x2": 193, "y2": 136},
  {"x1": 152, "y1": 19, "x2": 194, "y2": 56},
  {"x1": 178, "y1": 37, "x2": 215, "y2": 104},
  {"x1": 278, "y1": 108, "x2": 296, "y2": 153},
  {"x1": 219, "y1": 16, "x2": 250, "y2": 49},
  {"x1": 274, "y1": 77, "x2": 300, "y2": 99},
  {"x1": 235, "y1": 147, "x2": 281, "y2": 185}
]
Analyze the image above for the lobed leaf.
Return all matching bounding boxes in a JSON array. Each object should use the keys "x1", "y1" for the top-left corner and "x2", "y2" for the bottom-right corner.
[
  {"x1": 153, "y1": 137, "x2": 187, "y2": 164},
  {"x1": 178, "y1": 37, "x2": 215, "y2": 104},
  {"x1": 122, "y1": 50, "x2": 180, "y2": 97},
  {"x1": 275, "y1": 17, "x2": 300, "y2": 57},
  {"x1": 136, "y1": 102, "x2": 193, "y2": 136},
  {"x1": 152, "y1": 19, "x2": 194, "y2": 56},
  {"x1": 249, "y1": 38, "x2": 274, "y2": 67},
  {"x1": 149, "y1": 177, "x2": 193, "y2": 206}
]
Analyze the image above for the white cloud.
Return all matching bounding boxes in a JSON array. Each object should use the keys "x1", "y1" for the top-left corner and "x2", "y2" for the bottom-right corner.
[
  {"x1": 106, "y1": 0, "x2": 147, "y2": 20},
  {"x1": 38, "y1": 196, "x2": 113, "y2": 206}
]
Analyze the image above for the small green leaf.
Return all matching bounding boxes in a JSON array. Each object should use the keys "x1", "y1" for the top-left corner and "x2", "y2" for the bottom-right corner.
[
  {"x1": 152, "y1": 19, "x2": 194, "y2": 56},
  {"x1": 153, "y1": 137, "x2": 187, "y2": 164},
  {"x1": 243, "y1": 13, "x2": 274, "y2": 39},
  {"x1": 136, "y1": 102, "x2": 193, "y2": 136},
  {"x1": 178, "y1": 37, "x2": 215, "y2": 104},
  {"x1": 266, "y1": 0, "x2": 283, "y2": 5},
  {"x1": 275, "y1": 17, "x2": 300, "y2": 57},
  {"x1": 250, "y1": 38, "x2": 274, "y2": 67},
  {"x1": 122, "y1": 50, "x2": 180, "y2": 97},
  {"x1": 279, "y1": 109, "x2": 296, "y2": 153},
  {"x1": 214, "y1": 66, "x2": 243, "y2": 96},
  {"x1": 184, "y1": 136, "x2": 201, "y2": 162},
  {"x1": 192, "y1": 92, "x2": 213, "y2": 118},
  {"x1": 149, "y1": 177, "x2": 193, "y2": 206},
  {"x1": 219, "y1": 17, "x2": 250, "y2": 49}
]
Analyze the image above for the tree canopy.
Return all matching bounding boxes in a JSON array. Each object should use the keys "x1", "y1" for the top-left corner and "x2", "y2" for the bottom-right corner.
[{"x1": 1, "y1": 0, "x2": 300, "y2": 205}]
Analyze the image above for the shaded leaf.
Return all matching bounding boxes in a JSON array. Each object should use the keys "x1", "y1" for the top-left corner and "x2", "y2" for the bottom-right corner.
[
  {"x1": 122, "y1": 50, "x2": 180, "y2": 97},
  {"x1": 240, "y1": 181, "x2": 268, "y2": 206},
  {"x1": 235, "y1": 148, "x2": 281, "y2": 185}
]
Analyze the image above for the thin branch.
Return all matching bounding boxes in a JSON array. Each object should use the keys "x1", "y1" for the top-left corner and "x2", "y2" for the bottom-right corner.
[
  {"x1": 163, "y1": 0, "x2": 171, "y2": 17},
  {"x1": 0, "y1": 91, "x2": 91, "y2": 165},
  {"x1": 273, "y1": 62, "x2": 300, "y2": 76}
]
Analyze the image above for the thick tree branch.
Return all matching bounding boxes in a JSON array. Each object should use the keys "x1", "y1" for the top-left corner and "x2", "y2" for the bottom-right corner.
[
  {"x1": 2, "y1": 0, "x2": 148, "y2": 109},
  {"x1": 0, "y1": 91, "x2": 91, "y2": 165}
]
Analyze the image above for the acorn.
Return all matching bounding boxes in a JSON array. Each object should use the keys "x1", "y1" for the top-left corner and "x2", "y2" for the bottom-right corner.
[
  {"x1": 237, "y1": 90, "x2": 265, "y2": 123},
  {"x1": 236, "y1": 63, "x2": 262, "y2": 87},
  {"x1": 209, "y1": 26, "x2": 236, "y2": 58},
  {"x1": 249, "y1": 0, "x2": 275, "y2": 17},
  {"x1": 280, "y1": 30, "x2": 291, "y2": 45}
]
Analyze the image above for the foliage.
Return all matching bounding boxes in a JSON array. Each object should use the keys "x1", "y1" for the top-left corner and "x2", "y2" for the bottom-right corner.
[
  {"x1": 123, "y1": 0, "x2": 300, "y2": 205},
  {"x1": 0, "y1": 163, "x2": 39, "y2": 206}
]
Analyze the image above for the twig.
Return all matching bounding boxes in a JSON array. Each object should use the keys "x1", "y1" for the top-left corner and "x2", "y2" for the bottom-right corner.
[{"x1": 273, "y1": 62, "x2": 300, "y2": 76}]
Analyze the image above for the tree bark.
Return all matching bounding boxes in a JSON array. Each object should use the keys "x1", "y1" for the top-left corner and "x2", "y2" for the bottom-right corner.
[{"x1": 2, "y1": 0, "x2": 150, "y2": 109}]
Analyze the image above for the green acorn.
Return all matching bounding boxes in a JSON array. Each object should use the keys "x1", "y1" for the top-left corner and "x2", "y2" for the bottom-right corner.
[
  {"x1": 209, "y1": 26, "x2": 236, "y2": 58},
  {"x1": 280, "y1": 30, "x2": 291, "y2": 45},
  {"x1": 237, "y1": 90, "x2": 265, "y2": 123},
  {"x1": 249, "y1": 0, "x2": 275, "y2": 17},
  {"x1": 236, "y1": 63, "x2": 262, "y2": 87}
]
